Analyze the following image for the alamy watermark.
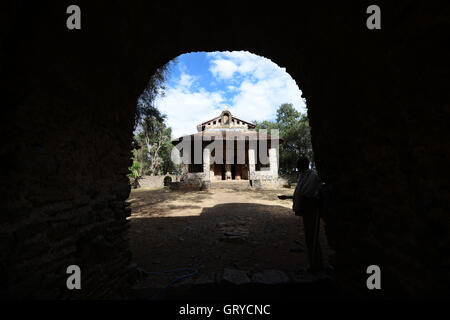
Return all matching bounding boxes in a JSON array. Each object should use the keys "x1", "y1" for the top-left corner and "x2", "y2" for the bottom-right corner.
[
  {"x1": 66, "y1": 265, "x2": 81, "y2": 290},
  {"x1": 366, "y1": 5, "x2": 381, "y2": 30},
  {"x1": 66, "y1": 5, "x2": 81, "y2": 30},
  {"x1": 366, "y1": 265, "x2": 381, "y2": 289},
  {"x1": 65, "y1": 5, "x2": 381, "y2": 34}
]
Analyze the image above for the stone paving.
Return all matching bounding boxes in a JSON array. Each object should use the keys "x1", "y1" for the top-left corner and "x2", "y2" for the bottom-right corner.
[{"x1": 127, "y1": 187, "x2": 334, "y2": 298}]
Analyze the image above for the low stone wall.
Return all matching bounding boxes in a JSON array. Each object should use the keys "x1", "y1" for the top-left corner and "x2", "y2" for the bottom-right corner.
[
  {"x1": 131, "y1": 175, "x2": 179, "y2": 189},
  {"x1": 250, "y1": 178, "x2": 289, "y2": 189},
  {"x1": 169, "y1": 181, "x2": 209, "y2": 191},
  {"x1": 279, "y1": 173, "x2": 300, "y2": 187},
  {"x1": 248, "y1": 171, "x2": 295, "y2": 189},
  {"x1": 171, "y1": 173, "x2": 206, "y2": 190},
  {"x1": 181, "y1": 172, "x2": 205, "y2": 186},
  {"x1": 176, "y1": 171, "x2": 291, "y2": 189}
]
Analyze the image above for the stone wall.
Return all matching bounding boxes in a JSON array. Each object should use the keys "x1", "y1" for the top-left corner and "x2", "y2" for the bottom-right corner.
[
  {"x1": 1, "y1": 2, "x2": 449, "y2": 298},
  {"x1": 181, "y1": 172, "x2": 205, "y2": 186},
  {"x1": 279, "y1": 173, "x2": 300, "y2": 187},
  {"x1": 249, "y1": 147, "x2": 281, "y2": 188},
  {"x1": 134, "y1": 175, "x2": 178, "y2": 189}
]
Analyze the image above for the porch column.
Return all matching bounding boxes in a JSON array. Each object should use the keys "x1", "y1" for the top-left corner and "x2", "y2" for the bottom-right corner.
[
  {"x1": 269, "y1": 147, "x2": 278, "y2": 175},
  {"x1": 203, "y1": 148, "x2": 210, "y2": 181},
  {"x1": 248, "y1": 147, "x2": 256, "y2": 180}
]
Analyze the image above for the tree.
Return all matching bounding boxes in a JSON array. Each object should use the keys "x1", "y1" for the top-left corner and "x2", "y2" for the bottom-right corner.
[
  {"x1": 276, "y1": 103, "x2": 301, "y2": 128},
  {"x1": 134, "y1": 58, "x2": 177, "y2": 128},
  {"x1": 254, "y1": 103, "x2": 313, "y2": 174},
  {"x1": 129, "y1": 58, "x2": 180, "y2": 179},
  {"x1": 158, "y1": 127, "x2": 179, "y2": 174},
  {"x1": 131, "y1": 133, "x2": 150, "y2": 176},
  {"x1": 147, "y1": 121, "x2": 171, "y2": 175},
  {"x1": 131, "y1": 120, "x2": 178, "y2": 177}
]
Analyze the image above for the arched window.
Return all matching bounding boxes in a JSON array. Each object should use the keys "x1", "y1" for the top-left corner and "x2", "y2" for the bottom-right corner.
[{"x1": 222, "y1": 112, "x2": 230, "y2": 125}]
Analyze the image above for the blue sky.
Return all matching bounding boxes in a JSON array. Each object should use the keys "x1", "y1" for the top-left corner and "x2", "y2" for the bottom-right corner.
[{"x1": 154, "y1": 51, "x2": 307, "y2": 138}]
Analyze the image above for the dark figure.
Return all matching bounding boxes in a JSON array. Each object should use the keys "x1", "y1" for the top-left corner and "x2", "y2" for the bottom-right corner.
[{"x1": 292, "y1": 156, "x2": 324, "y2": 272}]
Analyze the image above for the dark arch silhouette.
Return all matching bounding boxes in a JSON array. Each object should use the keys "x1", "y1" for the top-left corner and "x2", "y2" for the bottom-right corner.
[
  {"x1": 163, "y1": 176, "x2": 173, "y2": 186},
  {"x1": 1, "y1": 2, "x2": 448, "y2": 299}
]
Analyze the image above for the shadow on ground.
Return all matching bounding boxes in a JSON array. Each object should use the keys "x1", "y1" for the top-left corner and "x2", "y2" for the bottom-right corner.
[{"x1": 129, "y1": 201, "x2": 332, "y2": 298}]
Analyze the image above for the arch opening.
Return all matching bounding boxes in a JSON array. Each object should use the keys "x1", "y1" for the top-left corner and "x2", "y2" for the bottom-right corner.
[{"x1": 126, "y1": 51, "x2": 333, "y2": 297}]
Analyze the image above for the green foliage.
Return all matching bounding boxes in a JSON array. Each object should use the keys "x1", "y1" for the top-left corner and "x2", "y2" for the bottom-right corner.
[
  {"x1": 129, "y1": 160, "x2": 141, "y2": 179},
  {"x1": 254, "y1": 103, "x2": 313, "y2": 174},
  {"x1": 135, "y1": 58, "x2": 177, "y2": 128},
  {"x1": 158, "y1": 127, "x2": 179, "y2": 174},
  {"x1": 130, "y1": 59, "x2": 181, "y2": 177}
]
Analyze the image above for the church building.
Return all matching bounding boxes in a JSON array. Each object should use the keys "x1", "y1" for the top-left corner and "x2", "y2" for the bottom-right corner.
[{"x1": 172, "y1": 110, "x2": 283, "y2": 187}]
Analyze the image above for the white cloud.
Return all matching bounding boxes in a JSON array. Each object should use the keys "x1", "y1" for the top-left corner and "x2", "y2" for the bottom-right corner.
[
  {"x1": 154, "y1": 51, "x2": 307, "y2": 139},
  {"x1": 208, "y1": 51, "x2": 280, "y2": 81},
  {"x1": 178, "y1": 73, "x2": 196, "y2": 88},
  {"x1": 155, "y1": 72, "x2": 226, "y2": 138},
  {"x1": 209, "y1": 59, "x2": 238, "y2": 79},
  {"x1": 155, "y1": 90, "x2": 226, "y2": 138},
  {"x1": 209, "y1": 51, "x2": 306, "y2": 121}
]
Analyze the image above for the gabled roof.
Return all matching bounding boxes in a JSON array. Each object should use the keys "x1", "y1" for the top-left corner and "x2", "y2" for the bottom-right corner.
[
  {"x1": 197, "y1": 110, "x2": 256, "y2": 131},
  {"x1": 198, "y1": 115, "x2": 256, "y2": 129}
]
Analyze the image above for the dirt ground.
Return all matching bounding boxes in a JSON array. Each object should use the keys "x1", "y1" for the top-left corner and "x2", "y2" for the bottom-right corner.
[{"x1": 127, "y1": 186, "x2": 331, "y2": 287}]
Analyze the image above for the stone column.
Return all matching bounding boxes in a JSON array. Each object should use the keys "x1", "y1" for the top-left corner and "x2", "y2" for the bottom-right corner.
[
  {"x1": 203, "y1": 148, "x2": 210, "y2": 181},
  {"x1": 248, "y1": 147, "x2": 256, "y2": 180},
  {"x1": 269, "y1": 147, "x2": 278, "y2": 175}
]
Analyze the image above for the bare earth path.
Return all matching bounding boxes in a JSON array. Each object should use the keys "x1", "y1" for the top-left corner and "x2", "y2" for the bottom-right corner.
[{"x1": 127, "y1": 186, "x2": 331, "y2": 287}]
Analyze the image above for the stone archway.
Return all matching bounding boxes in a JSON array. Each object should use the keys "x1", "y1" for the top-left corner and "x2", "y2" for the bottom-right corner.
[
  {"x1": 163, "y1": 176, "x2": 173, "y2": 187},
  {"x1": 1, "y1": 2, "x2": 448, "y2": 298}
]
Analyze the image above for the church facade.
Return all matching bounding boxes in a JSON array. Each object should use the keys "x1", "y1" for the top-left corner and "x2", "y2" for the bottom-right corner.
[{"x1": 172, "y1": 110, "x2": 283, "y2": 187}]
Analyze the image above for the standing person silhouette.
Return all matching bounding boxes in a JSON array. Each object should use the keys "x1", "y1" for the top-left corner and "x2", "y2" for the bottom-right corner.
[{"x1": 280, "y1": 156, "x2": 324, "y2": 272}]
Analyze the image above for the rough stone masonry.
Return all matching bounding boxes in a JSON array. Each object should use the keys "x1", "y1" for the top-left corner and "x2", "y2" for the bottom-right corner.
[{"x1": 0, "y1": 2, "x2": 449, "y2": 298}]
